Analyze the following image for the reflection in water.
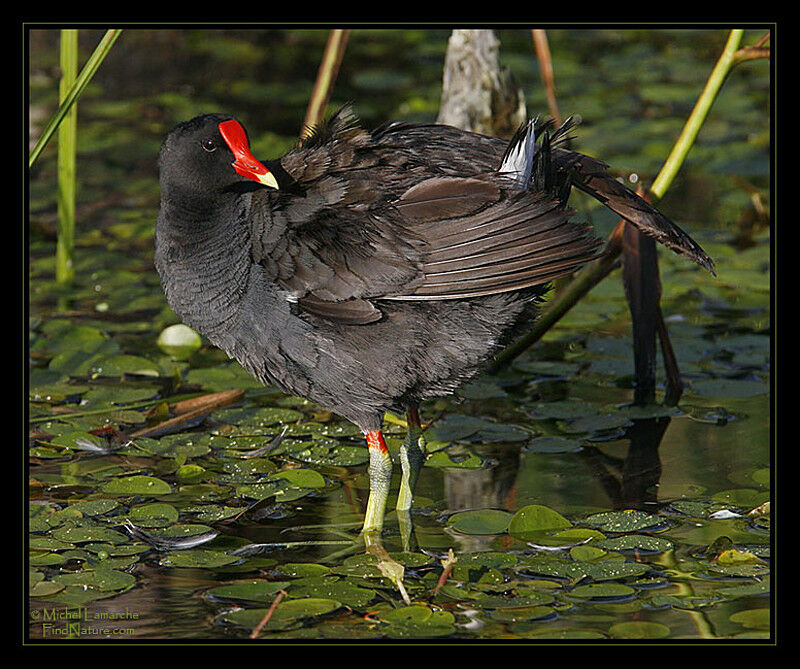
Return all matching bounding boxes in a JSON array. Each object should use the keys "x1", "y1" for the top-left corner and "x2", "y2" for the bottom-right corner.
[
  {"x1": 440, "y1": 417, "x2": 669, "y2": 525},
  {"x1": 579, "y1": 417, "x2": 668, "y2": 510}
]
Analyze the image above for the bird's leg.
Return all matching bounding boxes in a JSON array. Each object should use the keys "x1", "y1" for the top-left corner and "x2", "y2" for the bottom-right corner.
[
  {"x1": 361, "y1": 430, "x2": 392, "y2": 535},
  {"x1": 396, "y1": 406, "x2": 427, "y2": 513}
]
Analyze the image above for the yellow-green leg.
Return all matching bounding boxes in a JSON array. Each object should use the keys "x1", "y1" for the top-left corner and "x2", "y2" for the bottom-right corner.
[
  {"x1": 396, "y1": 407, "x2": 426, "y2": 513},
  {"x1": 361, "y1": 430, "x2": 392, "y2": 534}
]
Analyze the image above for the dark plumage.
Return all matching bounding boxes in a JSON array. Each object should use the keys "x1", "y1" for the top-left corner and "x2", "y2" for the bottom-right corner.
[{"x1": 155, "y1": 106, "x2": 713, "y2": 531}]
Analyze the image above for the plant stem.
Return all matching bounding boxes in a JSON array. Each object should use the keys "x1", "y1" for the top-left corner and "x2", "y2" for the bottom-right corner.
[
  {"x1": 649, "y1": 29, "x2": 743, "y2": 200},
  {"x1": 301, "y1": 29, "x2": 350, "y2": 139},
  {"x1": 531, "y1": 29, "x2": 561, "y2": 126},
  {"x1": 29, "y1": 29, "x2": 122, "y2": 168},
  {"x1": 56, "y1": 29, "x2": 78, "y2": 287}
]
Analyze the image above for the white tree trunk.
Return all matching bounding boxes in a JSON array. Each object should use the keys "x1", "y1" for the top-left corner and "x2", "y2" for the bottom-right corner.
[{"x1": 437, "y1": 29, "x2": 527, "y2": 138}]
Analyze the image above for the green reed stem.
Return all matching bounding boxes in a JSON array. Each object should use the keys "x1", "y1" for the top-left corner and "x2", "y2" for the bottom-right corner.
[
  {"x1": 649, "y1": 29, "x2": 744, "y2": 200},
  {"x1": 28, "y1": 29, "x2": 121, "y2": 168},
  {"x1": 55, "y1": 29, "x2": 78, "y2": 286}
]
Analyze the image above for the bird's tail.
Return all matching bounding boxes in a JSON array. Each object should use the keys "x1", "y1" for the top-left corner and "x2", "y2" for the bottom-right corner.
[{"x1": 498, "y1": 116, "x2": 715, "y2": 275}]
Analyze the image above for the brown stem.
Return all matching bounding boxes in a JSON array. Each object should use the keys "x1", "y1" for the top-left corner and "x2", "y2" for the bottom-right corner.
[
  {"x1": 531, "y1": 29, "x2": 561, "y2": 126},
  {"x1": 431, "y1": 549, "x2": 457, "y2": 597},
  {"x1": 249, "y1": 589, "x2": 287, "y2": 638},
  {"x1": 732, "y1": 46, "x2": 770, "y2": 66},
  {"x1": 301, "y1": 29, "x2": 351, "y2": 139}
]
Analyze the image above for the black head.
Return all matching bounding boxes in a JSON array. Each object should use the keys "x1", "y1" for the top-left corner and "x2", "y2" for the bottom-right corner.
[{"x1": 158, "y1": 114, "x2": 279, "y2": 200}]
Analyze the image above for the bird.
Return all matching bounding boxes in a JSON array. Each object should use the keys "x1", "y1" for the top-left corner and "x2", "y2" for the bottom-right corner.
[{"x1": 155, "y1": 106, "x2": 714, "y2": 536}]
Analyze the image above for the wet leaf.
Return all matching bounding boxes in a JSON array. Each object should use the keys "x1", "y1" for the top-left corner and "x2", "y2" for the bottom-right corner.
[
  {"x1": 159, "y1": 549, "x2": 239, "y2": 568},
  {"x1": 584, "y1": 510, "x2": 664, "y2": 533},
  {"x1": 509, "y1": 505, "x2": 572, "y2": 538},
  {"x1": 271, "y1": 469, "x2": 326, "y2": 489},
  {"x1": 207, "y1": 580, "x2": 292, "y2": 603},
  {"x1": 447, "y1": 509, "x2": 513, "y2": 535},
  {"x1": 729, "y1": 608, "x2": 770, "y2": 630},
  {"x1": 608, "y1": 621, "x2": 670, "y2": 639},
  {"x1": 101, "y1": 475, "x2": 172, "y2": 496}
]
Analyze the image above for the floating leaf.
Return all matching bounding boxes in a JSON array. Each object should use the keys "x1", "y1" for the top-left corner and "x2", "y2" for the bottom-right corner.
[
  {"x1": 447, "y1": 509, "x2": 513, "y2": 535},
  {"x1": 571, "y1": 583, "x2": 635, "y2": 600},
  {"x1": 207, "y1": 580, "x2": 292, "y2": 603},
  {"x1": 52, "y1": 568, "x2": 136, "y2": 592},
  {"x1": 488, "y1": 605, "x2": 554, "y2": 622},
  {"x1": 509, "y1": 505, "x2": 572, "y2": 538},
  {"x1": 597, "y1": 535, "x2": 672, "y2": 553},
  {"x1": 101, "y1": 475, "x2": 172, "y2": 496},
  {"x1": 424, "y1": 449, "x2": 484, "y2": 469},
  {"x1": 271, "y1": 469, "x2": 326, "y2": 489},
  {"x1": 584, "y1": 510, "x2": 664, "y2": 533},
  {"x1": 128, "y1": 502, "x2": 179, "y2": 527},
  {"x1": 159, "y1": 549, "x2": 239, "y2": 568},
  {"x1": 690, "y1": 378, "x2": 768, "y2": 398},
  {"x1": 609, "y1": 621, "x2": 671, "y2": 639}
]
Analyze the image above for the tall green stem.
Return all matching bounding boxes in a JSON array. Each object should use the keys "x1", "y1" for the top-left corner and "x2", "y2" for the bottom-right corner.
[
  {"x1": 55, "y1": 29, "x2": 78, "y2": 286},
  {"x1": 649, "y1": 29, "x2": 744, "y2": 200},
  {"x1": 29, "y1": 29, "x2": 121, "y2": 168}
]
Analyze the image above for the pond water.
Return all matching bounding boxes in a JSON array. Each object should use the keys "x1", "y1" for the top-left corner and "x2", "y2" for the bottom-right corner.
[{"x1": 27, "y1": 28, "x2": 771, "y2": 641}]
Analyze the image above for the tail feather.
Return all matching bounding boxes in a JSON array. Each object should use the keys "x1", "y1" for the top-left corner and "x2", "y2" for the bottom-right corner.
[{"x1": 498, "y1": 115, "x2": 716, "y2": 275}]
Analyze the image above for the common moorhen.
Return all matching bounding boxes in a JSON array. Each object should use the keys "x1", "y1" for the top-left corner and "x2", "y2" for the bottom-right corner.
[{"x1": 155, "y1": 106, "x2": 713, "y2": 534}]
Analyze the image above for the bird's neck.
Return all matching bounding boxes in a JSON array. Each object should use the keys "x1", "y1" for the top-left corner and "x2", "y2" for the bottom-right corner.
[{"x1": 155, "y1": 190, "x2": 253, "y2": 338}]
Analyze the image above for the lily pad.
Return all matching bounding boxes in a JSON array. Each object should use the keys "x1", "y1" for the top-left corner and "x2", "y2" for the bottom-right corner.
[
  {"x1": 207, "y1": 580, "x2": 292, "y2": 603},
  {"x1": 447, "y1": 509, "x2": 513, "y2": 535},
  {"x1": 271, "y1": 469, "x2": 326, "y2": 489},
  {"x1": 608, "y1": 621, "x2": 671, "y2": 639},
  {"x1": 101, "y1": 475, "x2": 172, "y2": 496},
  {"x1": 159, "y1": 549, "x2": 240, "y2": 568},
  {"x1": 584, "y1": 510, "x2": 664, "y2": 533},
  {"x1": 509, "y1": 505, "x2": 572, "y2": 539}
]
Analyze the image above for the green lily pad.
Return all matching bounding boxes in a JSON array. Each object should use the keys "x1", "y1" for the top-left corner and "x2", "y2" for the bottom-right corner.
[
  {"x1": 66, "y1": 499, "x2": 120, "y2": 516},
  {"x1": 275, "y1": 563, "x2": 331, "y2": 578},
  {"x1": 608, "y1": 621, "x2": 671, "y2": 639},
  {"x1": 597, "y1": 535, "x2": 673, "y2": 553},
  {"x1": 51, "y1": 526, "x2": 128, "y2": 544},
  {"x1": 424, "y1": 450, "x2": 484, "y2": 469},
  {"x1": 488, "y1": 605, "x2": 555, "y2": 622},
  {"x1": 101, "y1": 475, "x2": 172, "y2": 496},
  {"x1": 52, "y1": 568, "x2": 136, "y2": 592},
  {"x1": 447, "y1": 509, "x2": 513, "y2": 535},
  {"x1": 289, "y1": 580, "x2": 377, "y2": 608},
  {"x1": 584, "y1": 510, "x2": 664, "y2": 533},
  {"x1": 571, "y1": 583, "x2": 635, "y2": 599},
  {"x1": 207, "y1": 580, "x2": 292, "y2": 603},
  {"x1": 159, "y1": 549, "x2": 239, "y2": 568},
  {"x1": 509, "y1": 505, "x2": 572, "y2": 538},
  {"x1": 221, "y1": 597, "x2": 342, "y2": 631},
  {"x1": 271, "y1": 469, "x2": 326, "y2": 488},
  {"x1": 690, "y1": 378, "x2": 768, "y2": 398},
  {"x1": 379, "y1": 605, "x2": 456, "y2": 638},
  {"x1": 128, "y1": 502, "x2": 180, "y2": 527},
  {"x1": 527, "y1": 400, "x2": 600, "y2": 420}
]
